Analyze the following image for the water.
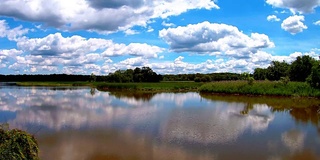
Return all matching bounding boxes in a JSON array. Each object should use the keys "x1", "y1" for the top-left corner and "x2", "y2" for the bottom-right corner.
[{"x1": 1, "y1": 86, "x2": 320, "y2": 160}]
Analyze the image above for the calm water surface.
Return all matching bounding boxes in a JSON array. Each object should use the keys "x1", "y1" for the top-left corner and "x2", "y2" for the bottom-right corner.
[{"x1": 0, "y1": 86, "x2": 320, "y2": 160}]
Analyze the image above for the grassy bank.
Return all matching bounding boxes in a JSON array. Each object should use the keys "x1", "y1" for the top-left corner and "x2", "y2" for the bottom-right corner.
[
  {"x1": 199, "y1": 81, "x2": 320, "y2": 97},
  {"x1": 15, "y1": 81, "x2": 320, "y2": 97},
  {"x1": 15, "y1": 81, "x2": 203, "y2": 92},
  {"x1": 96, "y1": 82, "x2": 202, "y2": 92}
]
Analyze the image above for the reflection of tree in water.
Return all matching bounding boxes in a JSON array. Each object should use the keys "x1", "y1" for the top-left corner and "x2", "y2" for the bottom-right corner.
[
  {"x1": 240, "y1": 102, "x2": 254, "y2": 115},
  {"x1": 108, "y1": 91, "x2": 156, "y2": 101},
  {"x1": 281, "y1": 150, "x2": 319, "y2": 160},
  {"x1": 289, "y1": 106, "x2": 320, "y2": 126},
  {"x1": 200, "y1": 93, "x2": 320, "y2": 131},
  {"x1": 90, "y1": 88, "x2": 96, "y2": 96}
]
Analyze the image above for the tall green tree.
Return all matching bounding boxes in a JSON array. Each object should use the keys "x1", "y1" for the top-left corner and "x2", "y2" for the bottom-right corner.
[
  {"x1": 266, "y1": 61, "x2": 290, "y2": 81},
  {"x1": 289, "y1": 55, "x2": 317, "y2": 82},
  {"x1": 307, "y1": 61, "x2": 320, "y2": 89},
  {"x1": 253, "y1": 68, "x2": 268, "y2": 80}
]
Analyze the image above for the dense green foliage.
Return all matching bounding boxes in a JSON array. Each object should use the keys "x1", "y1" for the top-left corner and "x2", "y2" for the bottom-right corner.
[
  {"x1": 289, "y1": 55, "x2": 317, "y2": 81},
  {"x1": 307, "y1": 64, "x2": 320, "y2": 89},
  {"x1": 0, "y1": 123, "x2": 39, "y2": 160},
  {"x1": 199, "y1": 81, "x2": 320, "y2": 97},
  {"x1": 104, "y1": 67, "x2": 162, "y2": 82},
  {"x1": 253, "y1": 55, "x2": 320, "y2": 89},
  {"x1": 163, "y1": 73, "x2": 241, "y2": 82}
]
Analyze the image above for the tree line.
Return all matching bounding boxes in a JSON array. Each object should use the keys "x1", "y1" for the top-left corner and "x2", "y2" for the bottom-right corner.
[
  {"x1": 1, "y1": 56, "x2": 319, "y2": 88},
  {"x1": 253, "y1": 55, "x2": 320, "y2": 88},
  {"x1": 103, "y1": 67, "x2": 162, "y2": 82},
  {"x1": 0, "y1": 67, "x2": 162, "y2": 83}
]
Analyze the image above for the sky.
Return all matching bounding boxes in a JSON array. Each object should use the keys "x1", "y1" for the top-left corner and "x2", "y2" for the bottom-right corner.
[{"x1": 0, "y1": 0, "x2": 319, "y2": 75}]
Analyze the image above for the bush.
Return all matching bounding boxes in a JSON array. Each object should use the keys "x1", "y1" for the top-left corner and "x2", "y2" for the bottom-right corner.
[
  {"x1": 280, "y1": 76, "x2": 290, "y2": 85},
  {"x1": 0, "y1": 123, "x2": 39, "y2": 160},
  {"x1": 307, "y1": 64, "x2": 320, "y2": 89}
]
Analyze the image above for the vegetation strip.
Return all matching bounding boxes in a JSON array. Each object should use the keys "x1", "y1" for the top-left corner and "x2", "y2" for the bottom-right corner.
[
  {"x1": 199, "y1": 81, "x2": 320, "y2": 97},
  {"x1": 14, "y1": 81, "x2": 320, "y2": 97}
]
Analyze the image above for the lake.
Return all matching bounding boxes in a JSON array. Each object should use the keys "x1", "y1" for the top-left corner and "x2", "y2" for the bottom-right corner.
[{"x1": 0, "y1": 86, "x2": 320, "y2": 160}]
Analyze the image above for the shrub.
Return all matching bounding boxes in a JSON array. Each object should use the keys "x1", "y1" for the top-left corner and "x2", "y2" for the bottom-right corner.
[
  {"x1": 0, "y1": 123, "x2": 39, "y2": 160},
  {"x1": 280, "y1": 76, "x2": 290, "y2": 85},
  {"x1": 307, "y1": 64, "x2": 320, "y2": 89}
]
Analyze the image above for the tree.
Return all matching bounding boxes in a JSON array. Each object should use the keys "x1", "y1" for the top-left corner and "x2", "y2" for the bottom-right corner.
[
  {"x1": 253, "y1": 68, "x2": 268, "y2": 80},
  {"x1": 289, "y1": 55, "x2": 317, "y2": 82},
  {"x1": 307, "y1": 62, "x2": 320, "y2": 89},
  {"x1": 90, "y1": 73, "x2": 96, "y2": 82},
  {"x1": 266, "y1": 61, "x2": 290, "y2": 81}
]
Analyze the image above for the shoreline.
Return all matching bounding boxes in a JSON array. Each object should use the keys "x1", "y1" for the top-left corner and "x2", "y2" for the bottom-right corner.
[{"x1": 10, "y1": 81, "x2": 320, "y2": 98}]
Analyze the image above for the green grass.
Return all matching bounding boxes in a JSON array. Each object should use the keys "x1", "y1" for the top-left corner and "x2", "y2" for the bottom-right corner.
[
  {"x1": 15, "y1": 80, "x2": 320, "y2": 97},
  {"x1": 96, "y1": 82, "x2": 203, "y2": 91},
  {"x1": 15, "y1": 81, "x2": 203, "y2": 92},
  {"x1": 199, "y1": 81, "x2": 320, "y2": 97}
]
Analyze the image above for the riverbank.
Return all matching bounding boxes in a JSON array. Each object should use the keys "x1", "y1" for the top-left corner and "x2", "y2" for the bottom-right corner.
[
  {"x1": 15, "y1": 81, "x2": 202, "y2": 92},
  {"x1": 199, "y1": 81, "x2": 320, "y2": 97},
  {"x1": 14, "y1": 81, "x2": 320, "y2": 97}
]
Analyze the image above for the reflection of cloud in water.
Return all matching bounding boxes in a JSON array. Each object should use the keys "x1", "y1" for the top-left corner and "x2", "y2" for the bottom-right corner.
[
  {"x1": 2, "y1": 88, "x2": 160, "y2": 130},
  {"x1": 281, "y1": 130, "x2": 305, "y2": 152},
  {"x1": 161, "y1": 104, "x2": 274, "y2": 144},
  {"x1": 10, "y1": 102, "x2": 159, "y2": 131},
  {"x1": 155, "y1": 92, "x2": 199, "y2": 107},
  {"x1": 38, "y1": 130, "x2": 216, "y2": 160},
  {"x1": 3, "y1": 87, "x2": 274, "y2": 145}
]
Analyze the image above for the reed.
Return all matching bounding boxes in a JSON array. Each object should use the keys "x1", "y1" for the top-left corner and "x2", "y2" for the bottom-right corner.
[{"x1": 199, "y1": 81, "x2": 320, "y2": 97}]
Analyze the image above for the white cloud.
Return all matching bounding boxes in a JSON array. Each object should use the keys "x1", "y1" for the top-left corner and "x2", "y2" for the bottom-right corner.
[
  {"x1": 266, "y1": 0, "x2": 320, "y2": 14},
  {"x1": 17, "y1": 32, "x2": 164, "y2": 58},
  {"x1": 267, "y1": 15, "x2": 280, "y2": 22},
  {"x1": 124, "y1": 29, "x2": 139, "y2": 35},
  {"x1": 17, "y1": 33, "x2": 112, "y2": 57},
  {"x1": 5, "y1": 32, "x2": 164, "y2": 74},
  {"x1": 281, "y1": 15, "x2": 307, "y2": 35},
  {"x1": 0, "y1": 0, "x2": 219, "y2": 33},
  {"x1": 0, "y1": 49, "x2": 23, "y2": 68},
  {"x1": 0, "y1": 20, "x2": 29, "y2": 41},
  {"x1": 161, "y1": 21, "x2": 175, "y2": 27},
  {"x1": 314, "y1": 20, "x2": 320, "y2": 25},
  {"x1": 119, "y1": 57, "x2": 146, "y2": 67},
  {"x1": 147, "y1": 26, "x2": 154, "y2": 32},
  {"x1": 102, "y1": 43, "x2": 164, "y2": 58},
  {"x1": 159, "y1": 21, "x2": 274, "y2": 58}
]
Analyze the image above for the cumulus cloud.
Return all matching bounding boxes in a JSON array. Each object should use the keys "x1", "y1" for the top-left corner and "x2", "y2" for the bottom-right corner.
[
  {"x1": 266, "y1": 0, "x2": 320, "y2": 14},
  {"x1": 17, "y1": 33, "x2": 112, "y2": 57},
  {"x1": 159, "y1": 21, "x2": 274, "y2": 58},
  {"x1": 119, "y1": 57, "x2": 146, "y2": 66},
  {"x1": 5, "y1": 32, "x2": 164, "y2": 74},
  {"x1": 102, "y1": 43, "x2": 164, "y2": 58},
  {"x1": 0, "y1": 0, "x2": 219, "y2": 33},
  {"x1": 281, "y1": 15, "x2": 307, "y2": 34},
  {"x1": 267, "y1": 15, "x2": 280, "y2": 22},
  {"x1": 0, "y1": 20, "x2": 29, "y2": 41},
  {"x1": 0, "y1": 49, "x2": 23, "y2": 68}
]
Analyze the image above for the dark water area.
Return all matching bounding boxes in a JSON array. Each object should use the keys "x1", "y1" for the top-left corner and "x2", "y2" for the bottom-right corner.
[{"x1": 1, "y1": 86, "x2": 320, "y2": 160}]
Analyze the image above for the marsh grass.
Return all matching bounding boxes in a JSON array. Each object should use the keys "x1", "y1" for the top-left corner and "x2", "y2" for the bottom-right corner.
[
  {"x1": 96, "y1": 82, "x2": 202, "y2": 91},
  {"x1": 15, "y1": 81, "x2": 320, "y2": 97},
  {"x1": 199, "y1": 81, "x2": 320, "y2": 97}
]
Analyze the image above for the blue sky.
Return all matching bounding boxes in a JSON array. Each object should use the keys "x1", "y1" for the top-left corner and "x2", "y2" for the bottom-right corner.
[{"x1": 0, "y1": 0, "x2": 319, "y2": 75}]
